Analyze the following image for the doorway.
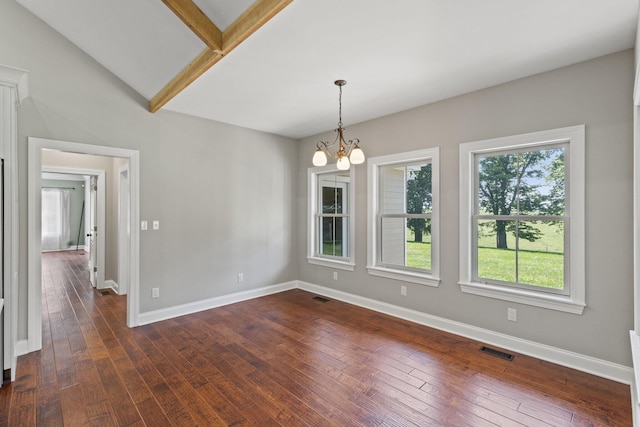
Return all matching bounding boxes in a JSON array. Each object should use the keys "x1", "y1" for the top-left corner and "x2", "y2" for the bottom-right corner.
[
  {"x1": 41, "y1": 169, "x2": 106, "y2": 290},
  {"x1": 27, "y1": 137, "x2": 140, "y2": 354}
]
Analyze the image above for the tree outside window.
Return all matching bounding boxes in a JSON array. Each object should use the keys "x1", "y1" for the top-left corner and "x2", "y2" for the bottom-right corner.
[
  {"x1": 380, "y1": 162, "x2": 433, "y2": 271},
  {"x1": 475, "y1": 146, "x2": 566, "y2": 292}
]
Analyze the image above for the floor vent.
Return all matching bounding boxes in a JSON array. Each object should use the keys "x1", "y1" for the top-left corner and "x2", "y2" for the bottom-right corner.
[
  {"x1": 100, "y1": 290, "x2": 110, "y2": 296},
  {"x1": 480, "y1": 346, "x2": 514, "y2": 361},
  {"x1": 312, "y1": 296, "x2": 330, "y2": 303}
]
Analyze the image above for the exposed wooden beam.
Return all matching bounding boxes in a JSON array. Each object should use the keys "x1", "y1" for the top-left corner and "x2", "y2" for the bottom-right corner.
[
  {"x1": 161, "y1": 0, "x2": 223, "y2": 52},
  {"x1": 222, "y1": 0, "x2": 292, "y2": 52},
  {"x1": 149, "y1": 49, "x2": 222, "y2": 112},
  {"x1": 150, "y1": 0, "x2": 293, "y2": 113}
]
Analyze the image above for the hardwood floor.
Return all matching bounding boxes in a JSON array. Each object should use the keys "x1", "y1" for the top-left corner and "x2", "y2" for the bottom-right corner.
[{"x1": 0, "y1": 250, "x2": 632, "y2": 426}]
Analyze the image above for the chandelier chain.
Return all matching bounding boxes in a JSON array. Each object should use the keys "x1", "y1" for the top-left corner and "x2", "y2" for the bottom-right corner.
[{"x1": 338, "y1": 83, "x2": 343, "y2": 128}]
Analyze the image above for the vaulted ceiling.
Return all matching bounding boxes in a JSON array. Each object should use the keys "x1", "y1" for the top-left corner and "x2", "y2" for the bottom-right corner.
[{"x1": 16, "y1": 0, "x2": 639, "y2": 139}]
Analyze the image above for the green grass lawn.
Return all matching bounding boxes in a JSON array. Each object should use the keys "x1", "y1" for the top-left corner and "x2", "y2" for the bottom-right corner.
[
  {"x1": 322, "y1": 241, "x2": 343, "y2": 257},
  {"x1": 406, "y1": 241, "x2": 432, "y2": 270},
  {"x1": 476, "y1": 247, "x2": 563, "y2": 288},
  {"x1": 406, "y1": 220, "x2": 564, "y2": 288},
  {"x1": 476, "y1": 221, "x2": 564, "y2": 288}
]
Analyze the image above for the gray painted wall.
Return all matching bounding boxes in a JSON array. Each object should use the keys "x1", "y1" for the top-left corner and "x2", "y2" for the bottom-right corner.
[
  {"x1": 298, "y1": 50, "x2": 635, "y2": 366},
  {"x1": 40, "y1": 178, "x2": 86, "y2": 249},
  {"x1": 1, "y1": 0, "x2": 298, "y2": 339}
]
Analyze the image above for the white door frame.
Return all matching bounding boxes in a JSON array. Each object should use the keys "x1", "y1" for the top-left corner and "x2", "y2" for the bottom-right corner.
[
  {"x1": 118, "y1": 164, "x2": 130, "y2": 295},
  {"x1": 28, "y1": 137, "x2": 140, "y2": 354},
  {"x1": 42, "y1": 167, "x2": 106, "y2": 289},
  {"x1": 0, "y1": 64, "x2": 28, "y2": 380}
]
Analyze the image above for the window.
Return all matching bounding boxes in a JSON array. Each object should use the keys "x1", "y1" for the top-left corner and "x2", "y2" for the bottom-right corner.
[
  {"x1": 367, "y1": 148, "x2": 440, "y2": 286},
  {"x1": 307, "y1": 166, "x2": 355, "y2": 270},
  {"x1": 459, "y1": 125, "x2": 585, "y2": 314},
  {"x1": 41, "y1": 188, "x2": 71, "y2": 251}
]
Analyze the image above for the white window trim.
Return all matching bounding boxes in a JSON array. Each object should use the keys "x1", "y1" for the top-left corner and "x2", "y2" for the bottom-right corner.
[
  {"x1": 367, "y1": 148, "x2": 440, "y2": 287},
  {"x1": 307, "y1": 165, "x2": 355, "y2": 271},
  {"x1": 459, "y1": 125, "x2": 585, "y2": 314}
]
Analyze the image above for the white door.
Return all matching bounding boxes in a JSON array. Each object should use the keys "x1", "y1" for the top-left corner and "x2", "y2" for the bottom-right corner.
[{"x1": 88, "y1": 176, "x2": 97, "y2": 287}]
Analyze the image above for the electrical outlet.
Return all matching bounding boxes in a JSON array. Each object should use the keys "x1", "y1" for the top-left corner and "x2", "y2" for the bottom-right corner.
[
  {"x1": 333, "y1": 271, "x2": 338, "y2": 281},
  {"x1": 507, "y1": 308, "x2": 517, "y2": 322},
  {"x1": 237, "y1": 273, "x2": 244, "y2": 282},
  {"x1": 401, "y1": 285, "x2": 407, "y2": 296},
  {"x1": 152, "y1": 220, "x2": 160, "y2": 230},
  {"x1": 152, "y1": 287, "x2": 159, "y2": 298}
]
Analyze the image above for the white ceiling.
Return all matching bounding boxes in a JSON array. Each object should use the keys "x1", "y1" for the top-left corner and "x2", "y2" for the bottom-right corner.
[{"x1": 16, "y1": 0, "x2": 639, "y2": 139}]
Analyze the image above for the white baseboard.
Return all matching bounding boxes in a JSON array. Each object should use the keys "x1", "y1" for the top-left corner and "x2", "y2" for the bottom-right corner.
[
  {"x1": 137, "y1": 281, "x2": 298, "y2": 326},
  {"x1": 298, "y1": 281, "x2": 634, "y2": 385},
  {"x1": 42, "y1": 247, "x2": 87, "y2": 253},
  {"x1": 103, "y1": 280, "x2": 119, "y2": 294}
]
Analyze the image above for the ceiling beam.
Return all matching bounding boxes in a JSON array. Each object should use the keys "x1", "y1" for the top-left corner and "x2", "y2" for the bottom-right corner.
[
  {"x1": 223, "y1": 0, "x2": 292, "y2": 52},
  {"x1": 149, "y1": 49, "x2": 222, "y2": 114},
  {"x1": 150, "y1": 0, "x2": 293, "y2": 113},
  {"x1": 161, "y1": 0, "x2": 223, "y2": 52}
]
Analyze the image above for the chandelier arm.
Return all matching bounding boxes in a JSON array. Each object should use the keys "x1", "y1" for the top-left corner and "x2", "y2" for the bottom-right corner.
[
  {"x1": 316, "y1": 140, "x2": 330, "y2": 150},
  {"x1": 317, "y1": 139, "x2": 339, "y2": 159}
]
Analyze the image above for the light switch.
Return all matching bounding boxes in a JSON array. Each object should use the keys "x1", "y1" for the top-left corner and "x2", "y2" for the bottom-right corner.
[
  {"x1": 153, "y1": 220, "x2": 160, "y2": 230},
  {"x1": 141, "y1": 220, "x2": 148, "y2": 231}
]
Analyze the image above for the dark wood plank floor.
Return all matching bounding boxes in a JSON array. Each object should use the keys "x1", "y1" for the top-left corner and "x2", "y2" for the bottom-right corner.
[{"x1": 0, "y1": 250, "x2": 632, "y2": 426}]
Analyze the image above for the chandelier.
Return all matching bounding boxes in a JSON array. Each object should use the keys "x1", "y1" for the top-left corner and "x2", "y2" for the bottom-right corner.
[{"x1": 312, "y1": 80, "x2": 365, "y2": 170}]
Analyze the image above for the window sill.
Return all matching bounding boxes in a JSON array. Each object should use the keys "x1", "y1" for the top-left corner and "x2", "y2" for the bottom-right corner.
[
  {"x1": 307, "y1": 257, "x2": 355, "y2": 271},
  {"x1": 367, "y1": 266, "x2": 440, "y2": 287},
  {"x1": 459, "y1": 281, "x2": 585, "y2": 314}
]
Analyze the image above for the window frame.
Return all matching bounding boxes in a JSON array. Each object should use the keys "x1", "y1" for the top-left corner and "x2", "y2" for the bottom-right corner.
[
  {"x1": 459, "y1": 125, "x2": 585, "y2": 314},
  {"x1": 307, "y1": 165, "x2": 356, "y2": 271},
  {"x1": 367, "y1": 148, "x2": 440, "y2": 286}
]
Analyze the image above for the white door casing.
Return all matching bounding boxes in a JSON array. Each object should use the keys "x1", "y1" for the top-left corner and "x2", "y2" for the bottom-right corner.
[
  {"x1": 28, "y1": 137, "x2": 140, "y2": 354},
  {"x1": 118, "y1": 164, "x2": 130, "y2": 295},
  {"x1": 0, "y1": 64, "x2": 27, "y2": 380},
  {"x1": 88, "y1": 175, "x2": 97, "y2": 287}
]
